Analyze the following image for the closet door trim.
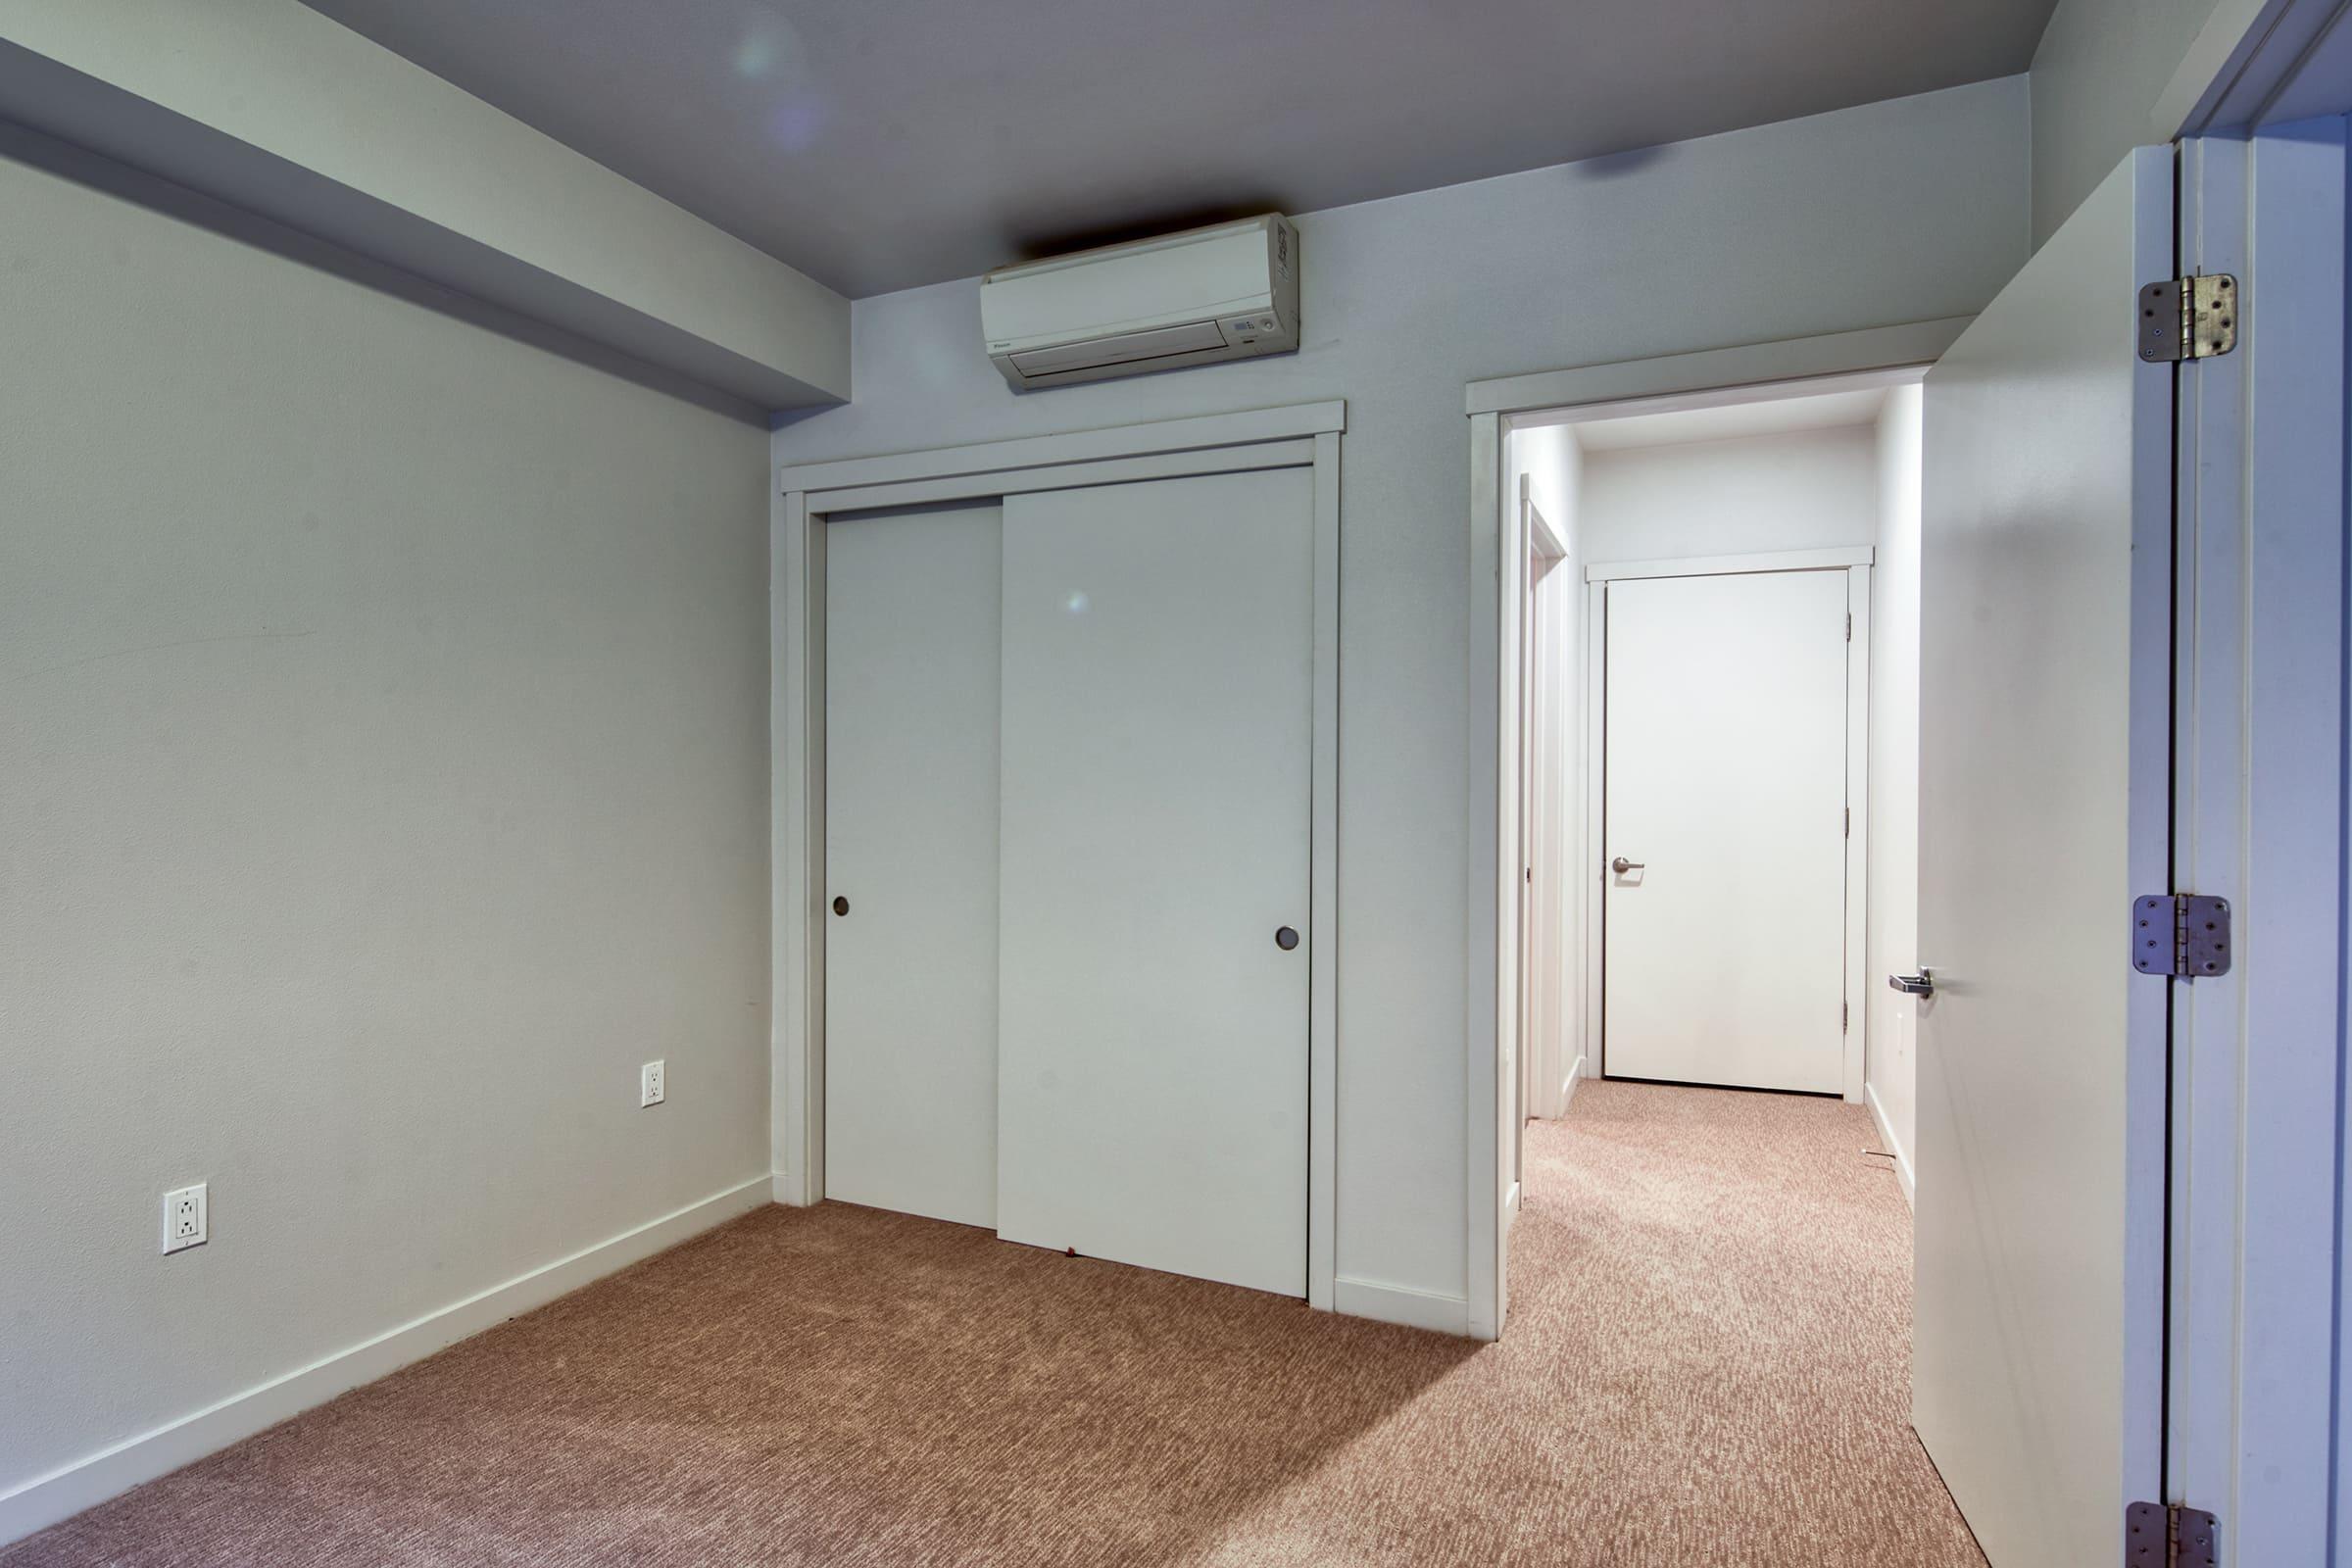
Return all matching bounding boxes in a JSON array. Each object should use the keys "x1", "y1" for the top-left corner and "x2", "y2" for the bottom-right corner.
[
  {"x1": 774, "y1": 401, "x2": 1345, "y2": 1313},
  {"x1": 777, "y1": 400, "x2": 1345, "y2": 493}
]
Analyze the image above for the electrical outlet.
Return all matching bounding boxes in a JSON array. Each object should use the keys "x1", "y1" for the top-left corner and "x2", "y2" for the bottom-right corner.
[
  {"x1": 162, "y1": 1183, "x2": 207, "y2": 1254},
  {"x1": 640, "y1": 1059, "x2": 665, "y2": 1107}
]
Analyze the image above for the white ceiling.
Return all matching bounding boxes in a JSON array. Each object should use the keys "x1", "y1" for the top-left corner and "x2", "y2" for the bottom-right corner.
[
  {"x1": 297, "y1": 0, "x2": 2057, "y2": 299},
  {"x1": 1572, "y1": 387, "x2": 1890, "y2": 451}
]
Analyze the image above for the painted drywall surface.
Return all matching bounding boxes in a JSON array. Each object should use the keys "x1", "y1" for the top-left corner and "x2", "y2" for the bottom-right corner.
[
  {"x1": 1576, "y1": 425, "x2": 1880, "y2": 564},
  {"x1": 1866, "y1": 384, "x2": 1925, "y2": 1189},
  {"x1": 0, "y1": 0, "x2": 850, "y2": 402},
  {"x1": 2030, "y1": 0, "x2": 2228, "y2": 244},
  {"x1": 770, "y1": 77, "x2": 2031, "y2": 1304},
  {"x1": 0, "y1": 152, "x2": 772, "y2": 1494}
]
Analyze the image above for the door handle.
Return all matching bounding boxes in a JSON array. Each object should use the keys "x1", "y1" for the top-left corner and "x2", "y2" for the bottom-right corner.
[
  {"x1": 1275, "y1": 926, "x2": 1300, "y2": 952},
  {"x1": 1887, "y1": 970, "x2": 1935, "y2": 997},
  {"x1": 1610, "y1": 857, "x2": 1644, "y2": 875}
]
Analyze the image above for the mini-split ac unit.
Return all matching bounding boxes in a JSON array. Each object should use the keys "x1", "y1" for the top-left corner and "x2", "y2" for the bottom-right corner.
[{"x1": 980, "y1": 215, "x2": 1300, "y2": 391}]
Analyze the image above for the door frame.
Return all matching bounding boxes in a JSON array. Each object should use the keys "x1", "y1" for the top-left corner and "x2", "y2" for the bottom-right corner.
[
  {"x1": 2151, "y1": 22, "x2": 2352, "y2": 1552},
  {"x1": 2168, "y1": 11, "x2": 2352, "y2": 1550},
  {"x1": 772, "y1": 400, "x2": 1346, "y2": 1311},
  {"x1": 2165, "y1": 125, "x2": 2350, "y2": 1557},
  {"x1": 1511, "y1": 486, "x2": 1569, "y2": 1219},
  {"x1": 1464, "y1": 318, "x2": 1968, "y2": 1341},
  {"x1": 1583, "y1": 550, "x2": 1873, "y2": 1102}
]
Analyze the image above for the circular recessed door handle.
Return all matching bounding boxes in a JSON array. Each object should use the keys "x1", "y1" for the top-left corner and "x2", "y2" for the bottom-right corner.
[
  {"x1": 831, "y1": 896, "x2": 849, "y2": 917},
  {"x1": 1275, "y1": 926, "x2": 1300, "y2": 952},
  {"x1": 1610, "y1": 857, "x2": 1645, "y2": 875}
]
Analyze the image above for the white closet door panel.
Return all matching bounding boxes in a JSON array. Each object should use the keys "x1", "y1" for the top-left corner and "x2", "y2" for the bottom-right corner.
[
  {"x1": 1602, "y1": 568, "x2": 1849, "y2": 1094},
  {"x1": 997, "y1": 468, "x2": 1313, "y2": 1298},
  {"x1": 824, "y1": 502, "x2": 1001, "y2": 1228}
]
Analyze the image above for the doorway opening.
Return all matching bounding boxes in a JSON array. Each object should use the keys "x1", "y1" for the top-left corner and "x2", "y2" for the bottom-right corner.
[{"x1": 1481, "y1": 354, "x2": 1934, "y2": 1336}]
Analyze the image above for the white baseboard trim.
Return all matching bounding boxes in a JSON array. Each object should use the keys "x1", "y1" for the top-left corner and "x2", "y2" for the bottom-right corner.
[
  {"x1": 1865, "y1": 1082, "x2": 1916, "y2": 1208},
  {"x1": 1558, "y1": 1054, "x2": 1588, "y2": 1112},
  {"x1": 1332, "y1": 1276, "x2": 1472, "y2": 1337},
  {"x1": 1503, "y1": 1180, "x2": 1521, "y2": 1232},
  {"x1": 0, "y1": 1175, "x2": 772, "y2": 1547}
]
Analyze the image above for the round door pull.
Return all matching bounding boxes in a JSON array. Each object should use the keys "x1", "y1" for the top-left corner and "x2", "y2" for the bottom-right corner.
[
  {"x1": 1275, "y1": 926, "x2": 1300, "y2": 952},
  {"x1": 831, "y1": 896, "x2": 849, "y2": 917}
]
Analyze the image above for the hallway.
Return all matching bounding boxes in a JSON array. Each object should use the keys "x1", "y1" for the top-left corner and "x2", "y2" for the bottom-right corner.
[
  {"x1": 1503, "y1": 1080, "x2": 1981, "y2": 1563},
  {"x1": 4, "y1": 1082, "x2": 1981, "y2": 1567}
]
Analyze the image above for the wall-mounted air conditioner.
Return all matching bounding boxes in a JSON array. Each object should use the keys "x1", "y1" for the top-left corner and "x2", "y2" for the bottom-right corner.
[{"x1": 980, "y1": 215, "x2": 1299, "y2": 391}]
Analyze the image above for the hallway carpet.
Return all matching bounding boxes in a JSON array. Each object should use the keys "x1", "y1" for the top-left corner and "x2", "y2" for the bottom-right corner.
[{"x1": 5, "y1": 1082, "x2": 1984, "y2": 1566}]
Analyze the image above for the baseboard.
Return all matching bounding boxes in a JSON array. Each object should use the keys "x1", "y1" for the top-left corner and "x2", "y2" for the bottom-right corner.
[
  {"x1": 1502, "y1": 1180, "x2": 1521, "y2": 1232},
  {"x1": 1865, "y1": 1082, "x2": 1916, "y2": 1208},
  {"x1": 1332, "y1": 1276, "x2": 1472, "y2": 1337},
  {"x1": 0, "y1": 1175, "x2": 772, "y2": 1547},
  {"x1": 1558, "y1": 1054, "x2": 1588, "y2": 1112}
]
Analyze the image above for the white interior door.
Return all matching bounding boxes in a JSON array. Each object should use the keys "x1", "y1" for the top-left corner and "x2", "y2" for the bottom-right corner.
[
  {"x1": 1515, "y1": 506, "x2": 1567, "y2": 1182},
  {"x1": 823, "y1": 502, "x2": 1002, "y2": 1228},
  {"x1": 1512, "y1": 507, "x2": 1535, "y2": 1204},
  {"x1": 1911, "y1": 149, "x2": 2171, "y2": 1567},
  {"x1": 1601, "y1": 567, "x2": 1849, "y2": 1093},
  {"x1": 996, "y1": 467, "x2": 1313, "y2": 1297}
]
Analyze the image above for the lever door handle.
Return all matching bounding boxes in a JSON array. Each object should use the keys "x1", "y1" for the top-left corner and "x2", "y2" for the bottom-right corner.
[
  {"x1": 1887, "y1": 971, "x2": 1935, "y2": 997},
  {"x1": 1610, "y1": 857, "x2": 1644, "y2": 875}
]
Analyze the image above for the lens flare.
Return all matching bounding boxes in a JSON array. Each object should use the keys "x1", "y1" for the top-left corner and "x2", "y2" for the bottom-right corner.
[{"x1": 732, "y1": 35, "x2": 774, "y2": 77}]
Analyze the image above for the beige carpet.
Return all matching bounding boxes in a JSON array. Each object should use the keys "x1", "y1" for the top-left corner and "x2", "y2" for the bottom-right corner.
[{"x1": 5, "y1": 1081, "x2": 1984, "y2": 1567}]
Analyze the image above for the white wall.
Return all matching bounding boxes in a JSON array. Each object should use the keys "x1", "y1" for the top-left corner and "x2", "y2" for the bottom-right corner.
[
  {"x1": 2030, "y1": 0, "x2": 2230, "y2": 244},
  {"x1": 1577, "y1": 424, "x2": 1880, "y2": 564},
  {"x1": 0, "y1": 0, "x2": 852, "y2": 409},
  {"x1": 770, "y1": 77, "x2": 2030, "y2": 1311},
  {"x1": 0, "y1": 149, "x2": 773, "y2": 1509},
  {"x1": 1866, "y1": 383, "x2": 1925, "y2": 1200}
]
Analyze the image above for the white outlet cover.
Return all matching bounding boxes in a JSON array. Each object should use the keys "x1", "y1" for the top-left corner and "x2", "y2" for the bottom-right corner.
[
  {"x1": 162, "y1": 1183, "x2": 208, "y2": 1254},
  {"x1": 640, "y1": 1059, "x2": 665, "y2": 1107}
]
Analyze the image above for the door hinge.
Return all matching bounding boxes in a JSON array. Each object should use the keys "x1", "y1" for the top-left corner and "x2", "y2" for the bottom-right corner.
[
  {"x1": 2137, "y1": 274, "x2": 2237, "y2": 363},
  {"x1": 2125, "y1": 1501, "x2": 2217, "y2": 1568},
  {"x1": 1843, "y1": 807, "x2": 1850, "y2": 838},
  {"x1": 2131, "y1": 894, "x2": 2231, "y2": 977},
  {"x1": 1840, "y1": 1001, "x2": 1848, "y2": 1033},
  {"x1": 1845, "y1": 611, "x2": 1852, "y2": 642}
]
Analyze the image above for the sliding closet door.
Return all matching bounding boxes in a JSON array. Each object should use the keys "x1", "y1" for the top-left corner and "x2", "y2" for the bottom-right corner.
[
  {"x1": 824, "y1": 502, "x2": 1002, "y2": 1228},
  {"x1": 997, "y1": 467, "x2": 1314, "y2": 1297}
]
